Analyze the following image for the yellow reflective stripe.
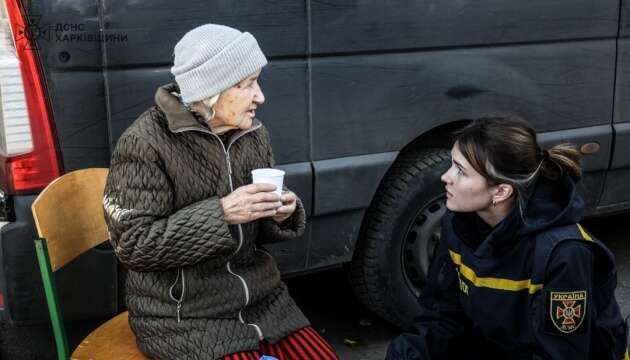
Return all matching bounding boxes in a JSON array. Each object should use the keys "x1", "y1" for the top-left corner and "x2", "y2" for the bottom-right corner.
[
  {"x1": 448, "y1": 250, "x2": 543, "y2": 294},
  {"x1": 576, "y1": 223, "x2": 593, "y2": 241},
  {"x1": 449, "y1": 250, "x2": 462, "y2": 264},
  {"x1": 624, "y1": 349, "x2": 629, "y2": 360}
]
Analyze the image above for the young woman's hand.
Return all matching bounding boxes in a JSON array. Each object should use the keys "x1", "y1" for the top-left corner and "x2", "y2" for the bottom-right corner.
[
  {"x1": 220, "y1": 183, "x2": 282, "y2": 225},
  {"x1": 272, "y1": 191, "x2": 297, "y2": 224}
]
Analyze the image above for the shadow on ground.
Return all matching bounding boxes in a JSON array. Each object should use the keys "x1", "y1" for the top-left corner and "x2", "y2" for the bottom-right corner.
[{"x1": 286, "y1": 269, "x2": 399, "y2": 359}]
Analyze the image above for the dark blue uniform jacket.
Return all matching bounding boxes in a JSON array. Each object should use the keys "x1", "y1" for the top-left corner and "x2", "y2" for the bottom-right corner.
[{"x1": 386, "y1": 175, "x2": 628, "y2": 359}]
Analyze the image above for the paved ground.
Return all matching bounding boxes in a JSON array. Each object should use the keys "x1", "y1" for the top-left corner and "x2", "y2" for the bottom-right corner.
[
  {"x1": 286, "y1": 269, "x2": 398, "y2": 360},
  {"x1": 286, "y1": 212, "x2": 630, "y2": 359}
]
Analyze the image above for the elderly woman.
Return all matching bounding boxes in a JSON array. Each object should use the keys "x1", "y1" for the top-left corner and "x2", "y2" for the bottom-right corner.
[{"x1": 103, "y1": 24, "x2": 339, "y2": 360}]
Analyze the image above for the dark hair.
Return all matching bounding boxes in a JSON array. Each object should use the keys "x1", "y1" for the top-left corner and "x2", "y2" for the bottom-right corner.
[{"x1": 454, "y1": 116, "x2": 582, "y2": 204}]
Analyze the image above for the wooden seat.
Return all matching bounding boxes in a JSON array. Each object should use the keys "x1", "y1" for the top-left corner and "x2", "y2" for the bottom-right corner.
[
  {"x1": 31, "y1": 168, "x2": 146, "y2": 360},
  {"x1": 71, "y1": 311, "x2": 148, "y2": 360}
]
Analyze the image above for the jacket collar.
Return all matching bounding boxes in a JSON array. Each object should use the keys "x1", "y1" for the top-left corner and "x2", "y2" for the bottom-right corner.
[
  {"x1": 451, "y1": 174, "x2": 583, "y2": 258},
  {"x1": 155, "y1": 82, "x2": 201, "y2": 132},
  {"x1": 451, "y1": 207, "x2": 523, "y2": 258},
  {"x1": 154, "y1": 82, "x2": 262, "y2": 142}
]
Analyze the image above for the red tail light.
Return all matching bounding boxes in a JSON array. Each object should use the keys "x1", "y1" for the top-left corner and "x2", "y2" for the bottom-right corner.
[{"x1": 1, "y1": 0, "x2": 61, "y2": 194}]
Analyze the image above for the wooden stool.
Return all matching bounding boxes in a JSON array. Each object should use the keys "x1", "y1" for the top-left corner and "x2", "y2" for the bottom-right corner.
[{"x1": 71, "y1": 312, "x2": 148, "y2": 359}]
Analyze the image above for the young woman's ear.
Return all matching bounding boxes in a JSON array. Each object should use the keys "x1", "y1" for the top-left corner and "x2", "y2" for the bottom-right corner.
[{"x1": 492, "y1": 183, "x2": 514, "y2": 204}]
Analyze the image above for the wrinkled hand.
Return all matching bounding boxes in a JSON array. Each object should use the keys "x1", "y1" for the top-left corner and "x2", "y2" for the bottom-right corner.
[
  {"x1": 272, "y1": 191, "x2": 297, "y2": 224},
  {"x1": 220, "y1": 183, "x2": 282, "y2": 225}
]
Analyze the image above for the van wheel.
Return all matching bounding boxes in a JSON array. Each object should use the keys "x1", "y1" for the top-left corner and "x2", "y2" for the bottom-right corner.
[{"x1": 347, "y1": 148, "x2": 451, "y2": 328}]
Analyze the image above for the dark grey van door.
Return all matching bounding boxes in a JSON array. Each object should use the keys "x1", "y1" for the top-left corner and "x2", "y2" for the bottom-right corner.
[
  {"x1": 310, "y1": 0, "x2": 620, "y2": 328},
  {"x1": 601, "y1": 0, "x2": 630, "y2": 211},
  {"x1": 309, "y1": 0, "x2": 618, "y2": 216}
]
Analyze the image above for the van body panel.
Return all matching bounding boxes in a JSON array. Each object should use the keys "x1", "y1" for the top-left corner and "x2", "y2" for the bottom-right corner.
[
  {"x1": 310, "y1": 0, "x2": 619, "y2": 54},
  {"x1": 311, "y1": 40, "x2": 616, "y2": 160}
]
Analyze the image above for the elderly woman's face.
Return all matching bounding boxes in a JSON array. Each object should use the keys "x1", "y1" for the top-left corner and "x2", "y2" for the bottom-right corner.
[{"x1": 213, "y1": 69, "x2": 265, "y2": 131}]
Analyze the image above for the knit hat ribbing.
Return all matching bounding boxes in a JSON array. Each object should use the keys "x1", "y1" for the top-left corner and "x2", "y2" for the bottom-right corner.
[{"x1": 171, "y1": 24, "x2": 268, "y2": 103}]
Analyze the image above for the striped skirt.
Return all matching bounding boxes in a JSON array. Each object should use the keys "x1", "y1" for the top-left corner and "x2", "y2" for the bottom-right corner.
[{"x1": 223, "y1": 326, "x2": 339, "y2": 360}]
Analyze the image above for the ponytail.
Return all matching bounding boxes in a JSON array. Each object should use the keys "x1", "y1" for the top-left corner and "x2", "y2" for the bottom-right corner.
[{"x1": 540, "y1": 143, "x2": 582, "y2": 180}]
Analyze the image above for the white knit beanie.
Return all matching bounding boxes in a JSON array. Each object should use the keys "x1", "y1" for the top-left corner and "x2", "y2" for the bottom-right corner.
[{"x1": 171, "y1": 24, "x2": 268, "y2": 103}]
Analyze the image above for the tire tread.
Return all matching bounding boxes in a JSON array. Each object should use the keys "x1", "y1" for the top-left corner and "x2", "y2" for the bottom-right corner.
[{"x1": 347, "y1": 148, "x2": 450, "y2": 326}]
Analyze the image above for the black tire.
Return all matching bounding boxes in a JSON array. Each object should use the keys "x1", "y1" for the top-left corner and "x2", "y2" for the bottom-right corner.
[{"x1": 347, "y1": 148, "x2": 451, "y2": 328}]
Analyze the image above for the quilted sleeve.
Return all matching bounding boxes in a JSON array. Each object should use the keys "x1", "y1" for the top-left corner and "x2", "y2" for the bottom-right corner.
[
  {"x1": 256, "y1": 126, "x2": 306, "y2": 244},
  {"x1": 103, "y1": 133, "x2": 236, "y2": 272},
  {"x1": 258, "y1": 194, "x2": 306, "y2": 244}
]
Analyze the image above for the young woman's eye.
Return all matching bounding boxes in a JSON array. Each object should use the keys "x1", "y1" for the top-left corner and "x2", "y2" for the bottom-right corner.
[{"x1": 456, "y1": 167, "x2": 464, "y2": 176}]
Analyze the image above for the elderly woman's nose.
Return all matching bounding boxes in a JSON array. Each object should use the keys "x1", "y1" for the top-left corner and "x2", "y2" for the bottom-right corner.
[{"x1": 254, "y1": 86, "x2": 265, "y2": 104}]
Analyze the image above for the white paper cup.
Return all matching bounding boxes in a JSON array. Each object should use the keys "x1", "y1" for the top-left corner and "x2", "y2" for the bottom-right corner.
[{"x1": 251, "y1": 168, "x2": 285, "y2": 196}]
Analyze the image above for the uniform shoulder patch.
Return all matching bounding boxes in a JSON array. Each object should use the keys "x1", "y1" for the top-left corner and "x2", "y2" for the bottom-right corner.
[{"x1": 546, "y1": 290, "x2": 587, "y2": 334}]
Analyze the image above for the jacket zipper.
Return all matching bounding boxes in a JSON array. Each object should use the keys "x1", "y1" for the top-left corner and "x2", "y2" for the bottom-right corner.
[
  {"x1": 172, "y1": 122, "x2": 264, "y2": 339},
  {"x1": 168, "y1": 268, "x2": 186, "y2": 323}
]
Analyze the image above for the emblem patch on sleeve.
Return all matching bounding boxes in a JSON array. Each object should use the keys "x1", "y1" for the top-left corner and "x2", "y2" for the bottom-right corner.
[{"x1": 547, "y1": 291, "x2": 587, "y2": 334}]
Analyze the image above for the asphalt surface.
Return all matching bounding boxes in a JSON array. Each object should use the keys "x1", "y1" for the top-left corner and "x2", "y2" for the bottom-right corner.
[{"x1": 286, "y1": 270, "x2": 399, "y2": 360}]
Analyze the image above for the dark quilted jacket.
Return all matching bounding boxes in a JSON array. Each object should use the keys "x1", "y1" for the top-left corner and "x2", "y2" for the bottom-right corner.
[{"x1": 103, "y1": 83, "x2": 309, "y2": 359}]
